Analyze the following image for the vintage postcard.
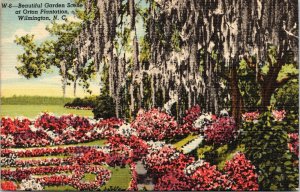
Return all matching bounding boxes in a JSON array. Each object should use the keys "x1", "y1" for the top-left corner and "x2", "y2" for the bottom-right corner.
[{"x1": 0, "y1": 0, "x2": 299, "y2": 191}]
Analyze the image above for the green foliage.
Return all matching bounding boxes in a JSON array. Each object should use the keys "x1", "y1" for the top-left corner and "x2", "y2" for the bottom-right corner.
[
  {"x1": 15, "y1": 35, "x2": 53, "y2": 78},
  {"x1": 64, "y1": 96, "x2": 98, "y2": 108},
  {"x1": 241, "y1": 111, "x2": 299, "y2": 190},
  {"x1": 238, "y1": 59, "x2": 260, "y2": 110},
  {"x1": 274, "y1": 80, "x2": 299, "y2": 112},
  {"x1": 1, "y1": 96, "x2": 72, "y2": 105},
  {"x1": 92, "y1": 95, "x2": 116, "y2": 119}
]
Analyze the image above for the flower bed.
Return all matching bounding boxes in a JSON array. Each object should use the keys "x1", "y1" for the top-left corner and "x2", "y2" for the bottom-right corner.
[{"x1": 1, "y1": 114, "x2": 122, "y2": 148}]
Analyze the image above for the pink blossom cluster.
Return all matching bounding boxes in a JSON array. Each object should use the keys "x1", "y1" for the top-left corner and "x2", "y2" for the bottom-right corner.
[
  {"x1": 180, "y1": 105, "x2": 202, "y2": 134},
  {"x1": 1, "y1": 114, "x2": 123, "y2": 148},
  {"x1": 131, "y1": 108, "x2": 179, "y2": 140},
  {"x1": 242, "y1": 111, "x2": 260, "y2": 122},
  {"x1": 152, "y1": 150, "x2": 258, "y2": 191},
  {"x1": 204, "y1": 117, "x2": 237, "y2": 144},
  {"x1": 288, "y1": 133, "x2": 299, "y2": 156},
  {"x1": 224, "y1": 153, "x2": 259, "y2": 191},
  {"x1": 1, "y1": 146, "x2": 93, "y2": 158},
  {"x1": 107, "y1": 135, "x2": 149, "y2": 161},
  {"x1": 143, "y1": 145, "x2": 194, "y2": 178},
  {"x1": 272, "y1": 110, "x2": 286, "y2": 121}
]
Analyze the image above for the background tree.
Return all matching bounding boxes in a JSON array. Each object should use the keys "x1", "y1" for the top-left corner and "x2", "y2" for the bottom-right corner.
[{"x1": 15, "y1": 20, "x2": 85, "y2": 97}]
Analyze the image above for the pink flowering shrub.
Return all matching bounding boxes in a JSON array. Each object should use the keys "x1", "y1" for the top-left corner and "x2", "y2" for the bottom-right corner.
[
  {"x1": 154, "y1": 171, "x2": 192, "y2": 191},
  {"x1": 105, "y1": 144, "x2": 133, "y2": 167},
  {"x1": 0, "y1": 114, "x2": 124, "y2": 148},
  {"x1": 288, "y1": 133, "x2": 299, "y2": 156},
  {"x1": 204, "y1": 117, "x2": 237, "y2": 144},
  {"x1": 224, "y1": 153, "x2": 259, "y2": 191},
  {"x1": 242, "y1": 111, "x2": 260, "y2": 122},
  {"x1": 1, "y1": 181, "x2": 17, "y2": 191},
  {"x1": 1, "y1": 117, "x2": 31, "y2": 134},
  {"x1": 155, "y1": 160, "x2": 230, "y2": 191},
  {"x1": 131, "y1": 108, "x2": 178, "y2": 140},
  {"x1": 180, "y1": 105, "x2": 202, "y2": 134},
  {"x1": 144, "y1": 145, "x2": 194, "y2": 177},
  {"x1": 190, "y1": 162, "x2": 229, "y2": 191},
  {"x1": 272, "y1": 110, "x2": 286, "y2": 121},
  {"x1": 107, "y1": 135, "x2": 149, "y2": 161}
]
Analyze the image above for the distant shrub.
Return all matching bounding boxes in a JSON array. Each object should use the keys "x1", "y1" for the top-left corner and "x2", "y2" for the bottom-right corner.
[
  {"x1": 92, "y1": 95, "x2": 116, "y2": 119},
  {"x1": 64, "y1": 96, "x2": 98, "y2": 109}
]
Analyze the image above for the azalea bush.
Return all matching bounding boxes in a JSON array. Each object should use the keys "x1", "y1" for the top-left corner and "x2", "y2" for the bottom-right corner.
[
  {"x1": 180, "y1": 105, "x2": 201, "y2": 134},
  {"x1": 224, "y1": 153, "x2": 259, "y2": 191},
  {"x1": 107, "y1": 135, "x2": 149, "y2": 161},
  {"x1": 131, "y1": 108, "x2": 179, "y2": 140},
  {"x1": 143, "y1": 145, "x2": 194, "y2": 178},
  {"x1": 204, "y1": 117, "x2": 237, "y2": 145}
]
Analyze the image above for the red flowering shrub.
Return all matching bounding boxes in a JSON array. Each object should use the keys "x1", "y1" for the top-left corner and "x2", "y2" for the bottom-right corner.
[
  {"x1": 180, "y1": 105, "x2": 201, "y2": 134},
  {"x1": 105, "y1": 144, "x2": 133, "y2": 167},
  {"x1": 204, "y1": 117, "x2": 237, "y2": 144},
  {"x1": 76, "y1": 149, "x2": 107, "y2": 165},
  {"x1": 107, "y1": 135, "x2": 149, "y2": 161},
  {"x1": 155, "y1": 160, "x2": 230, "y2": 191},
  {"x1": 154, "y1": 171, "x2": 192, "y2": 191},
  {"x1": 224, "y1": 153, "x2": 259, "y2": 191},
  {"x1": 1, "y1": 181, "x2": 17, "y2": 191},
  {"x1": 1, "y1": 146, "x2": 93, "y2": 158},
  {"x1": 288, "y1": 133, "x2": 299, "y2": 156},
  {"x1": 1, "y1": 114, "x2": 124, "y2": 148},
  {"x1": 131, "y1": 108, "x2": 178, "y2": 140},
  {"x1": 144, "y1": 145, "x2": 194, "y2": 177},
  {"x1": 1, "y1": 117, "x2": 31, "y2": 135},
  {"x1": 190, "y1": 162, "x2": 229, "y2": 191}
]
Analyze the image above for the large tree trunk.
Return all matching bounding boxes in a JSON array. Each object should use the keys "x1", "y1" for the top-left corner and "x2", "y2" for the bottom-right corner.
[{"x1": 230, "y1": 62, "x2": 243, "y2": 124}]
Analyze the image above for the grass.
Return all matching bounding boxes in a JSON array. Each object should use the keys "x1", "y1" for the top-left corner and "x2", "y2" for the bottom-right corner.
[
  {"x1": 19, "y1": 155, "x2": 70, "y2": 160},
  {"x1": 44, "y1": 185, "x2": 76, "y2": 191},
  {"x1": 10, "y1": 139, "x2": 106, "y2": 150},
  {"x1": 216, "y1": 144, "x2": 245, "y2": 170},
  {"x1": 173, "y1": 134, "x2": 198, "y2": 150},
  {"x1": 101, "y1": 165, "x2": 132, "y2": 190},
  {"x1": 83, "y1": 173, "x2": 97, "y2": 181},
  {"x1": 1, "y1": 105, "x2": 93, "y2": 118},
  {"x1": 1, "y1": 96, "x2": 73, "y2": 105},
  {"x1": 41, "y1": 166, "x2": 131, "y2": 191}
]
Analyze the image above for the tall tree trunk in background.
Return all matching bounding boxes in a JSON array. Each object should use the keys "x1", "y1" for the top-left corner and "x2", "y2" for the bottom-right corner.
[
  {"x1": 129, "y1": 0, "x2": 140, "y2": 116},
  {"x1": 60, "y1": 61, "x2": 67, "y2": 98},
  {"x1": 230, "y1": 61, "x2": 243, "y2": 124},
  {"x1": 73, "y1": 79, "x2": 77, "y2": 97}
]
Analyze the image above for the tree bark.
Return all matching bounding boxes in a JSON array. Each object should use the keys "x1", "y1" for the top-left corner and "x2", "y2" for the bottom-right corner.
[{"x1": 230, "y1": 61, "x2": 243, "y2": 124}]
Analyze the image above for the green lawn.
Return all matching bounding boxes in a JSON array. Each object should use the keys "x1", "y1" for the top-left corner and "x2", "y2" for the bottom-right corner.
[
  {"x1": 1, "y1": 105, "x2": 93, "y2": 118},
  {"x1": 101, "y1": 165, "x2": 132, "y2": 190}
]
